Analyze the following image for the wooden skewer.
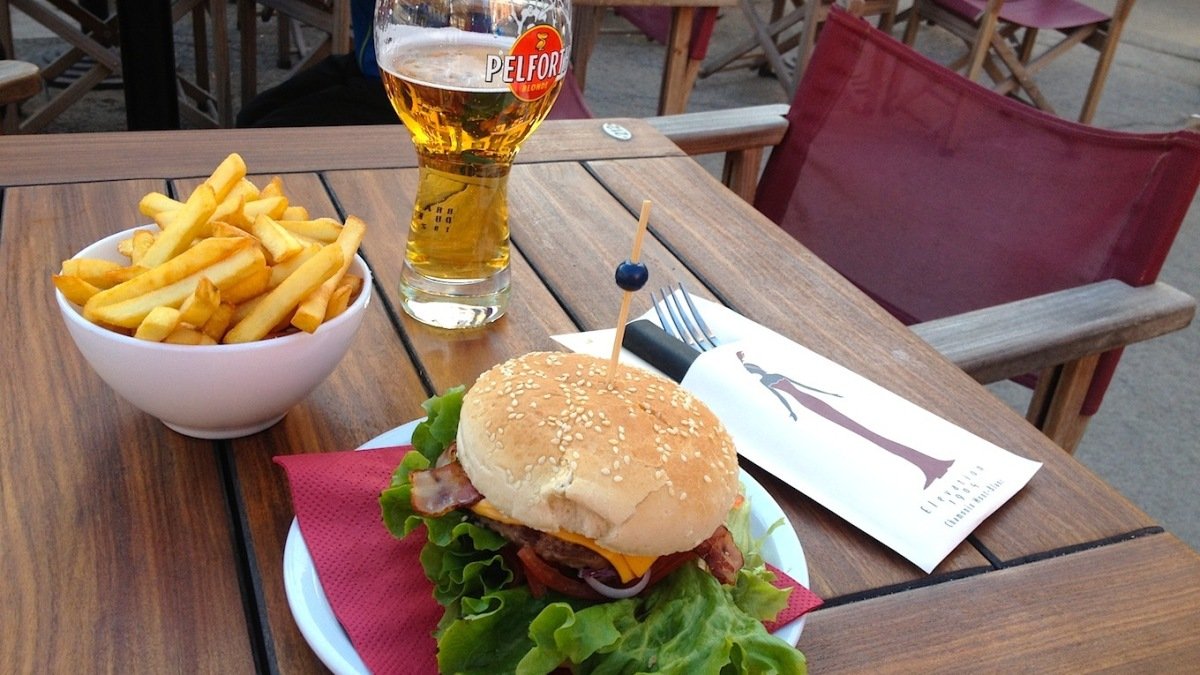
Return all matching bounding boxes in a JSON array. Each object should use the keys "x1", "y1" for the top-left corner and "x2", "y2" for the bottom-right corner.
[{"x1": 609, "y1": 200, "x2": 653, "y2": 377}]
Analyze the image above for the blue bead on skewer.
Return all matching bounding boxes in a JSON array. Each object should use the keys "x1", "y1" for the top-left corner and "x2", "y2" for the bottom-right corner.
[{"x1": 614, "y1": 260, "x2": 649, "y2": 291}]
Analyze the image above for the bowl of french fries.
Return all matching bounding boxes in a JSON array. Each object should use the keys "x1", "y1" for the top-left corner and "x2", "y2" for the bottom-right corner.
[{"x1": 53, "y1": 154, "x2": 372, "y2": 439}]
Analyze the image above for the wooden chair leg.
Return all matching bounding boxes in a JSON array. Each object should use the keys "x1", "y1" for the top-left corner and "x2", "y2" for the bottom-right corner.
[
  {"x1": 658, "y1": 5, "x2": 696, "y2": 115},
  {"x1": 238, "y1": 0, "x2": 259, "y2": 104},
  {"x1": 901, "y1": 0, "x2": 922, "y2": 45},
  {"x1": 568, "y1": 5, "x2": 604, "y2": 91},
  {"x1": 989, "y1": 31, "x2": 1056, "y2": 114},
  {"x1": 277, "y1": 13, "x2": 292, "y2": 68},
  {"x1": 722, "y1": 146, "x2": 765, "y2": 203},
  {"x1": 1026, "y1": 353, "x2": 1101, "y2": 453},
  {"x1": 964, "y1": 0, "x2": 1003, "y2": 81}
]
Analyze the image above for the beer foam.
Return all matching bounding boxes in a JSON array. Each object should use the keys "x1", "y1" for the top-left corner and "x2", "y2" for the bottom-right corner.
[{"x1": 379, "y1": 30, "x2": 514, "y2": 93}]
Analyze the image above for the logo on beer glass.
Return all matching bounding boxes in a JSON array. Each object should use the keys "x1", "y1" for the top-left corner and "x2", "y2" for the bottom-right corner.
[{"x1": 484, "y1": 25, "x2": 566, "y2": 101}]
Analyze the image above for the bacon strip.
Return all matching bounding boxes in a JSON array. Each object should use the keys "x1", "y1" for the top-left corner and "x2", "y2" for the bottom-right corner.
[
  {"x1": 409, "y1": 460, "x2": 483, "y2": 517},
  {"x1": 694, "y1": 525, "x2": 744, "y2": 585}
]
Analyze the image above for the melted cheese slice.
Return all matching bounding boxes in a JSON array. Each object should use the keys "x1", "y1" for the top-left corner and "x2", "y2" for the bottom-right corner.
[{"x1": 470, "y1": 499, "x2": 657, "y2": 583}]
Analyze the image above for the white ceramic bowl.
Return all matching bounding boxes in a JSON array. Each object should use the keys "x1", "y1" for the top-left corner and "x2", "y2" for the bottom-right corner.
[{"x1": 55, "y1": 226, "x2": 373, "y2": 439}]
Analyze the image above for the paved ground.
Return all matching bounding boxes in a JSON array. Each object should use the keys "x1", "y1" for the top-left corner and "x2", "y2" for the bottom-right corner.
[{"x1": 8, "y1": 1, "x2": 1199, "y2": 551}]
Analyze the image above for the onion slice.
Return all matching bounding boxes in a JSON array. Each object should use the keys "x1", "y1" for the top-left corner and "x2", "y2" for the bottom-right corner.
[{"x1": 582, "y1": 569, "x2": 652, "y2": 599}]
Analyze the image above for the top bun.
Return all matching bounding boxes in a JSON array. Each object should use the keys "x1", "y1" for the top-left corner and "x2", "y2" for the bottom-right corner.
[{"x1": 456, "y1": 351, "x2": 740, "y2": 556}]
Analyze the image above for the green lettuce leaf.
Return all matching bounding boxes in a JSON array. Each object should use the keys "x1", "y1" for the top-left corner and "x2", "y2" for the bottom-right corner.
[
  {"x1": 380, "y1": 389, "x2": 807, "y2": 674},
  {"x1": 410, "y1": 384, "x2": 465, "y2": 463}
]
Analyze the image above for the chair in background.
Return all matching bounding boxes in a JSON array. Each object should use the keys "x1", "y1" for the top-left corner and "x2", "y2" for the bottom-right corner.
[
  {"x1": 650, "y1": 8, "x2": 1200, "y2": 452},
  {"x1": 0, "y1": 0, "x2": 231, "y2": 131},
  {"x1": 172, "y1": 0, "x2": 232, "y2": 127},
  {"x1": 0, "y1": 57, "x2": 40, "y2": 132},
  {"x1": 237, "y1": 0, "x2": 350, "y2": 105},
  {"x1": 902, "y1": 0, "x2": 1135, "y2": 124},
  {"x1": 571, "y1": 0, "x2": 721, "y2": 115},
  {"x1": 701, "y1": 0, "x2": 898, "y2": 96}
]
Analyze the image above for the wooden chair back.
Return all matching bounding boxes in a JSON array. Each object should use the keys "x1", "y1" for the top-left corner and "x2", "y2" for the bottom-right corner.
[
  {"x1": 702, "y1": 0, "x2": 899, "y2": 96},
  {"x1": 902, "y1": 0, "x2": 1136, "y2": 124},
  {"x1": 0, "y1": 0, "x2": 232, "y2": 131},
  {"x1": 237, "y1": 0, "x2": 351, "y2": 105}
]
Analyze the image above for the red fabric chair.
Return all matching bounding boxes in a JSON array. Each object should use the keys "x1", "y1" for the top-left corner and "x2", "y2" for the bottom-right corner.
[
  {"x1": 547, "y1": 68, "x2": 594, "y2": 120},
  {"x1": 902, "y1": 0, "x2": 1135, "y2": 124},
  {"x1": 656, "y1": 8, "x2": 1200, "y2": 451}
]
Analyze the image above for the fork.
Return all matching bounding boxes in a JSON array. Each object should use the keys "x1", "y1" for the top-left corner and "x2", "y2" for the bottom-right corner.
[{"x1": 650, "y1": 283, "x2": 719, "y2": 352}]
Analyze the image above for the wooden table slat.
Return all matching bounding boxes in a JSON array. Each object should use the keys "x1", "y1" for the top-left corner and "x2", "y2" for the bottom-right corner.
[
  {"x1": 0, "y1": 119, "x2": 682, "y2": 187},
  {"x1": 799, "y1": 533, "x2": 1200, "y2": 672},
  {"x1": 0, "y1": 180, "x2": 255, "y2": 672}
]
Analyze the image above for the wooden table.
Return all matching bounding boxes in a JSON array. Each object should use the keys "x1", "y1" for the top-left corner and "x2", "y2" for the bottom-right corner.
[{"x1": 2, "y1": 121, "x2": 1198, "y2": 671}]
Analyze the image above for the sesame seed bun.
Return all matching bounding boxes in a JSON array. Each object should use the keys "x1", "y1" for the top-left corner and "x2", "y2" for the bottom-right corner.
[{"x1": 456, "y1": 351, "x2": 740, "y2": 556}]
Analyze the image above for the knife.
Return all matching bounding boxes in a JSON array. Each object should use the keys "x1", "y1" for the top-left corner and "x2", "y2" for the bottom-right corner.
[{"x1": 621, "y1": 319, "x2": 698, "y2": 383}]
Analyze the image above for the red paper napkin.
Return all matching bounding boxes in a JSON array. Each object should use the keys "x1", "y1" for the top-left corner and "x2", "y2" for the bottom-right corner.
[{"x1": 275, "y1": 446, "x2": 823, "y2": 674}]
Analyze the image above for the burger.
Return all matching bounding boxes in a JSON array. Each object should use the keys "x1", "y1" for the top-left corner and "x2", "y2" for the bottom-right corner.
[{"x1": 381, "y1": 352, "x2": 805, "y2": 674}]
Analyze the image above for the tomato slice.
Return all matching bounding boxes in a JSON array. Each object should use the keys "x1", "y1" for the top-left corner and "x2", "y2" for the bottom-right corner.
[{"x1": 648, "y1": 551, "x2": 697, "y2": 585}]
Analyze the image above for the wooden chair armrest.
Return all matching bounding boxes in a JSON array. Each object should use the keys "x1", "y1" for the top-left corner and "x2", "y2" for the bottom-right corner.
[
  {"x1": 647, "y1": 104, "x2": 790, "y2": 156},
  {"x1": 648, "y1": 105, "x2": 789, "y2": 201},
  {"x1": 912, "y1": 279, "x2": 1197, "y2": 384}
]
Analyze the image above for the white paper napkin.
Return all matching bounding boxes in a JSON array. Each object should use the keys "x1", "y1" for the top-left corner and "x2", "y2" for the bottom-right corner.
[{"x1": 554, "y1": 296, "x2": 1042, "y2": 573}]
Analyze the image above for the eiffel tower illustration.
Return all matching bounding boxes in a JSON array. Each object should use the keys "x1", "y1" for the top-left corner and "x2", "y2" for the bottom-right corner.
[{"x1": 738, "y1": 352, "x2": 955, "y2": 489}]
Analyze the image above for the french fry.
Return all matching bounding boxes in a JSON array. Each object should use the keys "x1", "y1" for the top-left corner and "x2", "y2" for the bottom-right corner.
[
  {"x1": 53, "y1": 275, "x2": 101, "y2": 305},
  {"x1": 86, "y1": 240, "x2": 264, "y2": 328},
  {"x1": 234, "y1": 178, "x2": 260, "y2": 200},
  {"x1": 224, "y1": 243, "x2": 343, "y2": 343},
  {"x1": 61, "y1": 258, "x2": 122, "y2": 282},
  {"x1": 281, "y1": 206, "x2": 309, "y2": 220},
  {"x1": 324, "y1": 273, "x2": 362, "y2": 321},
  {"x1": 278, "y1": 217, "x2": 343, "y2": 244},
  {"x1": 135, "y1": 306, "x2": 182, "y2": 341},
  {"x1": 291, "y1": 216, "x2": 366, "y2": 333},
  {"x1": 267, "y1": 242, "x2": 321, "y2": 289},
  {"x1": 210, "y1": 194, "x2": 247, "y2": 229},
  {"x1": 203, "y1": 153, "x2": 248, "y2": 202},
  {"x1": 201, "y1": 302, "x2": 236, "y2": 341},
  {"x1": 164, "y1": 326, "x2": 218, "y2": 345},
  {"x1": 178, "y1": 277, "x2": 221, "y2": 326},
  {"x1": 129, "y1": 230, "x2": 155, "y2": 265},
  {"x1": 221, "y1": 263, "x2": 270, "y2": 304},
  {"x1": 94, "y1": 266, "x2": 146, "y2": 290},
  {"x1": 258, "y1": 176, "x2": 285, "y2": 199},
  {"x1": 243, "y1": 195, "x2": 288, "y2": 221},
  {"x1": 230, "y1": 294, "x2": 263, "y2": 325},
  {"x1": 142, "y1": 184, "x2": 219, "y2": 268},
  {"x1": 139, "y1": 192, "x2": 184, "y2": 219},
  {"x1": 85, "y1": 237, "x2": 251, "y2": 313},
  {"x1": 209, "y1": 221, "x2": 256, "y2": 240},
  {"x1": 251, "y1": 213, "x2": 304, "y2": 263},
  {"x1": 59, "y1": 258, "x2": 145, "y2": 290}
]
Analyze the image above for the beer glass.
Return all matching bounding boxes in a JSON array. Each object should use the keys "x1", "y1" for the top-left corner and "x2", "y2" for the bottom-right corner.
[{"x1": 375, "y1": 0, "x2": 572, "y2": 329}]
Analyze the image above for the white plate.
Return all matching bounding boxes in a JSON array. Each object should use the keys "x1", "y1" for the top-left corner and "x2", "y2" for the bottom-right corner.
[{"x1": 283, "y1": 419, "x2": 809, "y2": 675}]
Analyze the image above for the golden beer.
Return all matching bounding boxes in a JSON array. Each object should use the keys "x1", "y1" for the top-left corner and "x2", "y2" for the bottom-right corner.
[{"x1": 379, "y1": 34, "x2": 563, "y2": 326}]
